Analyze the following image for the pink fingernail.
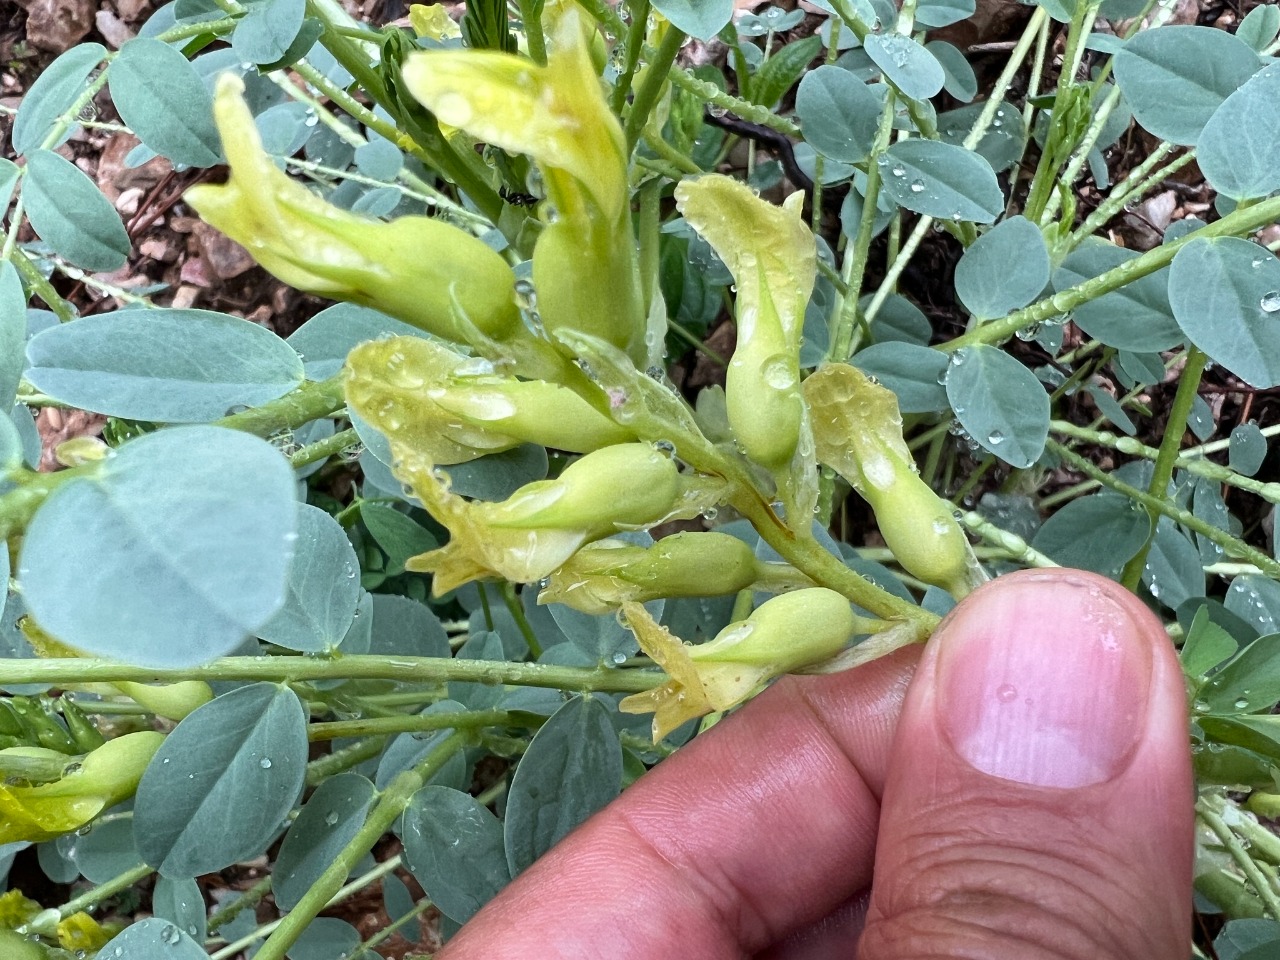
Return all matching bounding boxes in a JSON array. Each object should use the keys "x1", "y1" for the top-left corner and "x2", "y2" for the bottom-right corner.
[{"x1": 934, "y1": 571, "x2": 1153, "y2": 789}]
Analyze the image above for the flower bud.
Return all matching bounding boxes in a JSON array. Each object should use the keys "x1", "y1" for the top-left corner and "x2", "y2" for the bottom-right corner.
[
  {"x1": 186, "y1": 74, "x2": 523, "y2": 349},
  {"x1": 402, "y1": 2, "x2": 647, "y2": 364},
  {"x1": 674, "y1": 176, "x2": 815, "y2": 470},
  {"x1": 540, "y1": 531, "x2": 762, "y2": 614},
  {"x1": 619, "y1": 587, "x2": 860, "y2": 740},
  {"x1": 803, "y1": 363, "x2": 982, "y2": 597},
  {"x1": 344, "y1": 336, "x2": 635, "y2": 465},
  {"x1": 393, "y1": 442, "x2": 725, "y2": 593},
  {"x1": 0, "y1": 731, "x2": 163, "y2": 844}
]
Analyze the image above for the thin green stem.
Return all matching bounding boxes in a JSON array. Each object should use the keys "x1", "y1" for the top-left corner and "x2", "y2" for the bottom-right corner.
[
  {"x1": 667, "y1": 68, "x2": 800, "y2": 137},
  {"x1": 502, "y1": 582, "x2": 543, "y2": 659},
  {"x1": 1122, "y1": 345, "x2": 1207, "y2": 590},
  {"x1": 252, "y1": 732, "x2": 469, "y2": 960},
  {"x1": 213, "y1": 375, "x2": 347, "y2": 437},
  {"x1": 1047, "y1": 439, "x2": 1280, "y2": 579},
  {"x1": 519, "y1": 0, "x2": 547, "y2": 64},
  {"x1": 610, "y1": 0, "x2": 652, "y2": 114},
  {"x1": 308, "y1": 709, "x2": 518, "y2": 742},
  {"x1": 1198, "y1": 795, "x2": 1280, "y2": 920},
  {"x1": 1068, "y1": 146, "x2": 1192, "y2": 247},
  {"x1": 306, "y1": 736, "x2": 387, "y2": 786},
  {"x1": 0, "y1": 654, "x2": 662, "y2": 692},
  {"x1": 289, "y1": 426, "x2": 359, "y2": 468},
  {"x1": 828, "y1": 91, "x2": 897, "y2": 362},
  {"x1": 55, "y1": 862, "x2": 154, "y2": 920},
  {"x1": 941, "y1": 193, "x2": 1280, "y2": 350},
  {"x1": 9, "y1": 246, "x2": 75, "y2": 322},
  {"x1": 624, "y1": 25, "x2": 686, "y2": 151},
  {"x1": 642, "y1": 131, "x2": 703, "y2": 174},
  {"x1": 863, "y1": 7, "x2": 1046, "y2": 325},
  {"x1": 206, "y1": 875, "x2": 273, "y2": 933}
]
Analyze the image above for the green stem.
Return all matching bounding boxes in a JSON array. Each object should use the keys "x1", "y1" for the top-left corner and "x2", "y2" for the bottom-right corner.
[
  {"x1": 642, "y1": 131, "x2": 703, "y2": 174},
  {"x1": 8, "y1": 247, "x2": 74, "y2": 322},
  {"x1": 1049, "y1": 421, "x2": 1280, "y2": 504},
  {"x1": 828, "y1": 91, "x2": 897, "y2": 361},
  {"x1": 502, "y1": 582, "x2": 543, "y2": 660},
  {"x1": 1118, "y1": 347, "x2": 1208, "y2": 589},
  {"x1": 624, "y1": 25, "x2": 686, "y2": 151},
  {"x1": 862, "y1": 7, "x2": 1046, "y2": 325},
  {"x1": 519, "y1": 0, "x2": 547, "y2": 64},
  {"x1": 1047, "y1": 439, "x2": 1280, "y2": 579},
  {"x1": 289, "y1": 427, "x2": 360, "y2": 468},
  {"x1": 1068, "y1": 146, "x2": 1192, "y2": 248},
  {"x1": 206, "y1": 875, "x2": 273, "y2": 933},
  {"x1": 941, "y1": 193, "x2": 1280, "y2": 350},
  {"x1": 957, "y1": 511, "x2": 1059, "y2": 568},
  {"x1": 306, "y1": 736, "x2": 387, "y2": 786},
  {"x1": 0, "y1": 655, "x2": 663, "y2": 692},
  {"x1": 667, "y1": 68, "x2": 800, "y2": 137},
  {"x1": 308, "y1": 709, "x2": 518, "y2": 742},
  {"x1": 610, "y1": 0, "x2": 651, "y2": 114},
  {"x1": 55, "y1": 862, "x2": 153, "y2": 920},
  {"x1": 213, "y1": 375, "x2": 347, "y2": 436},
  {"x1": 252, "y1": 731, "x2": 469, "y2": 960},
  {"x1": 1198, "y1": 795, "x2": 1280, "y2": 919}
]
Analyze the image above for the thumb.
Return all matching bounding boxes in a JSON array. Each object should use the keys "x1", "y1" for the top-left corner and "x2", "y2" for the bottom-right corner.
[{"x1": 860, "y1": 569, "x2": 1193, "y2": 960}]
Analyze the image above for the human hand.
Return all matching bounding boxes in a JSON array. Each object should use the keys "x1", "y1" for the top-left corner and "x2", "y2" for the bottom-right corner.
[{"x1": 437, "y1": 568, "x2": 1193, "y2": 959}]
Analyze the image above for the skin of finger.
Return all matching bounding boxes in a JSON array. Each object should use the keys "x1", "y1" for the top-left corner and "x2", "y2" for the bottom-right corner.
[
  {"x1": 859, "y1": 570, "x2": 1194, "y2": 960},
  {"x1": 436, "y1": 646, "x2": 921, "y2": 960}
]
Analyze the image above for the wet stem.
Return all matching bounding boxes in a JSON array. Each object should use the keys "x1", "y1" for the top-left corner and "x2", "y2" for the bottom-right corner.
[{"x1": 250, "y1": 731, "x2": 471, "y2": 960}]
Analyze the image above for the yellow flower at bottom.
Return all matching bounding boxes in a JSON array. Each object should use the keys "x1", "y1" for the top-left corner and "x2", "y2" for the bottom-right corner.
[
  {"x1": 0, "y1": 731, "x2": 163, "y2": 844},
  {"x1": 619, "y1": 588, "x2": 860, "y2": 740}
]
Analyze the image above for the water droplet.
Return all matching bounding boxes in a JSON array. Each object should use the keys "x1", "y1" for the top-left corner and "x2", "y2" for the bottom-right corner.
[
  {"x1": 161, "y1": 924, "x2": 181, "y2": 944},
  {"x1": 324, "y1": 811, "x2": 340, "y2": 826},
  {"x1": 611, "y1": 652, "x2": 628, "y2": 665},
  {"x1": 996, "y1": 683, "x2": 1018, "y2": 703},
  {"x1": 1193, "y1": 699, "x2": 1210, "y2": 713},
  {"x1": 1260, "y1": 291, "x2": 1280, "y2": 313},
  {"x1": 909, "y1": 178, "x2": 925, "y2": 193},
  {"x1": 890, "y1": 164, "x2": 906, "y2": 177},
  {"x1": 259, "y1": 757, "x2": 273, "y2": 769},
  {"x1": 987, "y1": 430, "x2": 1005, "y2": 445},
  {"x1": 1235, "y1": 697, "x2": 1251, "y2": 710}
]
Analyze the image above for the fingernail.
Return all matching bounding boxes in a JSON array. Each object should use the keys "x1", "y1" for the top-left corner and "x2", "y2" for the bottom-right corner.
[{"x1": 934, "y1": 571, "x2": 1153, "y2": 789}]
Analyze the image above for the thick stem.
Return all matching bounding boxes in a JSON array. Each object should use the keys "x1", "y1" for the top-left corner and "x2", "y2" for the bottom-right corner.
[
  {"x1": 0, "y1": 654, "x2": 662, "y2": 692},
  {"x1": 624, "y1": 25, "x2": 686, "y2": 150}
]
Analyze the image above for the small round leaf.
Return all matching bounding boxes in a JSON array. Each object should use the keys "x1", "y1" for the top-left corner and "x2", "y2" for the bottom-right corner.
[
  {"x1": 18, "y1": 426, "x2": 298, "y2": 668},
  {"x1": 878, "y1": 140, "x2": 1003, "y2": 223},
  {"x1": 954, "y1": 216, "x2": 1049, "y2": 320},
  {"x1": 944, "y1": 345, "x2": 1049, "y2": 467},
  {"x1": 1168, "y1": 237, "x2": 1280, "y2": 388}
]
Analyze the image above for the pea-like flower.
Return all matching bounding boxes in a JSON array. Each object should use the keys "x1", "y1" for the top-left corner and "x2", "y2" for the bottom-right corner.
[
  {"x1": 673, "y1": 175, "x2": 819, "y2": 529},
  {"x1": 185, "y1": 74, "x2": 522, "y2": 350},
  {"x1": 803, "y1": 363, "x2": 984, "y2": 597},
  {"x1": 539, "y1": 531, "x2": 770, "y2": 614},
  {"x1": 381, "y1": 441, "x2": 725, "y2": 594},
  {"x1": 619, "y1": 588, "x2": 863, "y2": 740},
  {"x1": 401, "y1": 1, "x2": 648, "y2": 365},
  {"x1": 344, "y1": 336, "x2": 636, "y2": 465},
  {"x1": 0, "y1": 731, "x2": 164, "y2": 844}
]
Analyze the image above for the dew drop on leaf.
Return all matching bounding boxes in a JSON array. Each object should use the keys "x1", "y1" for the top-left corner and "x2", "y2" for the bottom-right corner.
[{"x1": 1260, "y1": 291, "x2": 1280, "y2": 313}]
